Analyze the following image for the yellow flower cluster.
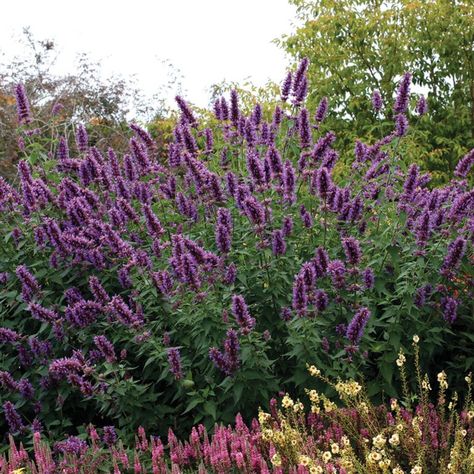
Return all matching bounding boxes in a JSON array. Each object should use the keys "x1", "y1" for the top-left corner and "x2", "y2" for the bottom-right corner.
[
  {"x1": 258, "y1": 399, "x2": 358, "y2": 473},
  {"x1": 389, "y1": 433, "x2": 400, "y2": 447},
  {"x1": 335, "y1": 380, "x2": 363, "y2": 398},
  {"x1": 308, "y1": 365, "x2": 321, "y2": 377},
  {"x1": 396, "y1": 350, "x2": 406, "y2": 367},
  {"x1": 437, "y1": 371, "x2": 448, "y2": 389},
  {"x1": 367, "y1": 449, "x2": 393, "y2": 470},
  {"x1": 261, "y1": 361, "x2": 474, "y2": 473}
]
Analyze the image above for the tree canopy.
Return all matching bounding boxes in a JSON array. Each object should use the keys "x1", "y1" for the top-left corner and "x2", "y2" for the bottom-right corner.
[{"x1": 277, "y1": 0, "x2": 474, "y2": 183}]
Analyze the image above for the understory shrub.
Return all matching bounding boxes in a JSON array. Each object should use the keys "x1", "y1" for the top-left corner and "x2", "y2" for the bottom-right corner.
[{"x1": 0, "y1": 60, "x2": 472, "y2": 443}]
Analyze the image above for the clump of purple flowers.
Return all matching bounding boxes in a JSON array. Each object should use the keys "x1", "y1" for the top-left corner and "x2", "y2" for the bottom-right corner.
[{"x1": 1, "y1": 59, "x2": 473, "y2": 445}]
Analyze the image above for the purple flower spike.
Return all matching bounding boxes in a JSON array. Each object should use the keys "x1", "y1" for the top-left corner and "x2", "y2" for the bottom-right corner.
[
  {"x1": 441, "y1": 297, "x2": 458, "y2": 324},
  {"x1": 314, "y1": 289, "x2": 329, "y2": 312},
  {"x1": 416, "y1": 95, "x2": 428, "y2": 115},
  {"x1": 342, "y1": 237, "x2": 362, "y2": 265},
  {"x1": 89, "y1": 276, "x2": 110, "y2": 304},
  {"x1": 314, "y1": 167, "x2": 332, "y2": 200},
  {"x1": 363, "y1": 268, "x2": 375, "y2": 289},
  {"x1": 210, "y1": 329, "x2": 241, "y2": 376},
  {"x1": 57, "y1": 137, "x2": 70, "y2": 162},
  {"x1": 223, "y1": 264, "x2": 237, "y2": 285},
  {"x1": 15, "y1": 84, "x2": 32, "y2": 124},
  {"x1": 328, "y1": 259, "x2": 346, "y2": 289},
  {"x1": 292, "y1": 274, "x2": 307, "y2": 315},
  {"x1": 94, "y1": 335, "x2": 116, "y2": 363},
  {"x1": 372, "y1": 90, "x2": 383, "y2": 112},
  {"x1": 395, "y1": 114, "x2": 409, "y2": 137},
  {"x1": 281, "y1": 216, "x2": 293, "y2": 237},
  {"x1": 299, "y1": 108, "x2": 311, "y2": 148},
  {"x1": 175, "y1": 96, "x2": 197, "y2": 125},
  {"x1": 282, "y1": 160, "x2": 296, "y2": 204},
  {"x1": 292, "y1": 57, "x2": 309, "y2": 96},
  {"x1": 16, "y1": 265, "x2": 40, "y2": 302},
  {"x1": 454, "y1": 149, "x2": 474, "y2": 178},
  {"x1": 215, "y1": 222, "x2": 232, "y2": 254},
  {"x1": 281, "y1": 72, "x2": 292, "y2": 101},
  {"x1": 346, "y1": 307, "x2": 371, "y2": 344},
  {"x1": 103, "y1": 426, "x2": 118, "y2": 446},
  {"x1": 230, "y1": 90, "x2": 240, "y2": 125},
  {"x1": 315, "y1": 97, "x2": 329, "y2": 122},
  {"x1": 393, "y1": 72, "x2": 412, "y2": 114},
  {"x1": 75, "y1": 124, "x2": 89, "y2": 153},
  {"x1": 3, "y1": 401, "x2": 24, "y2": 433},
  {"x1": 54, "y1": 437, "x2": 87, "y2": 456},
  {"x1": 272, "y1": 229, "x2": 286, "y2": 256},
  {"x1": 231, "y1": 295, "x2": 255, "y2": 332},
  {"x1": 167, "y1": 347, "x2": 184, "y2": 380},
  {"x1": 403, "y1": 164, "x2": 419, "y2": 198},
  {"x1": 441, "y1": 237, "x2": 467, "y2": 275}
]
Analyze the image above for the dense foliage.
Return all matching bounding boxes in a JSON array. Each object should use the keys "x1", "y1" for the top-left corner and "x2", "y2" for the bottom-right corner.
[
  {"x1": 277, "y1": 0, "x2": 474, "y2": 184},
  {"x1": 2, "y1": 343, "x2": 474, "y2": 473},
  {"x1": 0, "y1": 59, "x2": 473, "y2": 446}
]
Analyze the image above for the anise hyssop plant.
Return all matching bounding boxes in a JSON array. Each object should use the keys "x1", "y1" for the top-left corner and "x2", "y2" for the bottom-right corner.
[{"x1": 0, "y1": 63, "x2": 472, "y2": 441}]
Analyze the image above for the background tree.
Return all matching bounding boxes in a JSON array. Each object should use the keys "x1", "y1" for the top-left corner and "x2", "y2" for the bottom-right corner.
[
  {"x1": 0, "y1": 29, "x2": 170, "y2": 180},
  {"x1": 276, "y1": 0, "x2": 474, "y2": 184}
]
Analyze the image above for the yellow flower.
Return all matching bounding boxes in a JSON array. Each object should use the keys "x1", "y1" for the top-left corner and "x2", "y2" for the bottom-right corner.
[
  {"x1": 294, "y1": 401, "x2": 304, "y2": 413},
  {"x1": 271, "y1": 454, "x2": 282, "y2": 467},
  {"x1": 299, "y1": 455, "x2": 311, "y2": 466},
  {"x1": 372, "y1": 434, "x2": 386, "y2": 449},
  {"x1": 391, "y1": 399, "x2": 398, "y2": 410},
  {"x1": 389, "y1": 433, "x2": 400, "y2": 446},
  {"x1": 308, "y1": 365, "x2": 321, "y2": 377},
  {"x1": 282, "y1": 395, "x2": 294, "y2": 409},
  {"x1": 12, "y1": 470, "x2": 25, "y2": 474},
  {"x1": 331, "y1": 443, "x2": 340, "y2": 454},
  {"x1": 341, "y1": 436, "x2": 350, "y2": 447},
  {"x1": 310, "y1": 467, "x2": 323, "y2": 474},
  {"x1": 410, "y1": 466, "x2": 422, "y2": 474},
  {"x1": 412, "y1": 335, "x2": 419, "y2": 343},
  {"x1": 308, "y1": 389, "x2": 319, "y2": 403},
  {"x1": 396, "y1": 351, "x2": 406, "y2": 367},
  {"x1": 324, "y1": 399, "x2": 337, "y2": 412},
  {"x1": 368, "y1": 451, "x2": 382, "y2": 462},
  {"x1": 258, "y1": 410, "x2": 271, "y2": 425},
  {"x1": 421, "y1": 379, "x2": 431, "y2": 391},
  {"x1": 437, "y1": 371, "x2": 448, "y2": 389},
  {"x1": 322, "y1": 451, "x2": 332, "y2": 463},
  {"x1": 392, "y1": 467, "x2": 405, "y2": 474}
]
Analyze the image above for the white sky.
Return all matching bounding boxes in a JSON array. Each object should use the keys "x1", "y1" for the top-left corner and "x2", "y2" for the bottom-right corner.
[{"x1": 1, "y1": 0, "x2": 296, "y2": 109}]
